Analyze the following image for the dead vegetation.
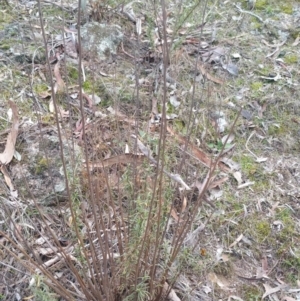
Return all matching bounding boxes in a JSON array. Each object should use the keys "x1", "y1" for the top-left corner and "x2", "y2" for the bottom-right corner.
[{"x1": 0, "y1": 0, "x2": 300, "y2": 300}]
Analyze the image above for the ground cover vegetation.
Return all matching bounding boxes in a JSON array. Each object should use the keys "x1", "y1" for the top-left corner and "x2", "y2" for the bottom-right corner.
[{"x1": 0, "y1": 0, "x2": 300, "y2": 300}]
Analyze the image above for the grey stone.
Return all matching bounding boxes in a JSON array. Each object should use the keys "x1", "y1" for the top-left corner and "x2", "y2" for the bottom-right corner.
[{"x1": 80, "y1": 22, "x2": 123, "y2": 60}]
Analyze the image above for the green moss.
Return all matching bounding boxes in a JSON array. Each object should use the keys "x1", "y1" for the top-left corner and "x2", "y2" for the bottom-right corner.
[
  {"x1": 275, "y1": 208, "x2": 298, "y2": 243},
  {"x1": 174, "y1": 120, "x2": 185, "y2": 132},
  {"x1": 35, "y1": 157, "x2": 49, "y2": 175},
  {"x1": 43, "y1": 6, "x2": 68, "y2": 19},
  {"x1": 67, "y1": 66, "x2": 79, "y2": 81},
  {"x1": 259, "y1": 65, "x2": 273, "y2": 75},
  {"x1": 252, "y1": 176, "x2": 270, "y2": 192},
  {"x1": 268, "y1": 124, "x2": 281, "y2": 136},
  {"x1": 277, "y1": 207, "x2": 292, "y2": 222},
  {"x1": 41, "y1": 114, "x2": 54, "y2": 125},
  {"x1": 0, "y1": 43, "x2": 10, "y2": 50},
  {"x1": 226, "y1": 195, "x2": 244, "y2": 211},
  {"x1": 255, "y1": 221, "x2": 271, "y2": 241},
  {"x1": 289, "y1": 30, "x2": 300, "y2": 40},
  {"x1": 212, "y1": 261, "x2": 233, "y2": 277},
  {"x1": 240, "y1": 155, "x2": 257, "y2": 177},
  {"x1": 31, "y1": 276, "x2": 59, "y2": 301},
  {"x1": 0, "y1": 10, "x2": 13, "y2": 25},
  {"x1": 250, "y1": 82, "x2": 263, "y2": 91},
  {"x1": 284, "y1": 54, "x2": 298, "y2": 64},
  {"x1": 82, "y1": 80, "x2": 92, "y2": 91},
  {"x1": 34, "y1": 83, "x2": 49, "y2": 94},
  {"x1": 251, "y1": 19, "x2": 262, "y2": 30},
  {"x1": 119, "y1": 91, "x2": 132, "y2": 103},
  {"x1": 280, "y1": 4, "x2": 293, "y2": 14},
  {"x1": 282, "y1": 254, "x2": 300, "y2": 284},
  {"x1": 255, "y1": 0, "x2": 268, "y2": 10},
  {"x1": 241, "y1": 284, "x2": 262, "y2": 300}
]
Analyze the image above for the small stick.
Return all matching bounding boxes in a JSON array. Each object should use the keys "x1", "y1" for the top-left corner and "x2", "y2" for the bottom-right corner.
[{"x1": 233, "y1": 4, "x2": 264, "y2": 23}]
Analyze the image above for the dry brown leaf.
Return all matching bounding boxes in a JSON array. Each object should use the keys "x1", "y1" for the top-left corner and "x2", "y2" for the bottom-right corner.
[
  {"x1": 171, "y1": 208, "x2": 180, "y2": 222},
  {"x1": 237, "y1": 181, "x2": 255, "y2": 189},
  {"x1": 192, "y1": 175, "x2": 214, "y2": 195},
  {"x1": 162, "y1": 282, "x2": 181, "y2": 301},
  {"x1": 0, "y1": 165, "x2": 17, "y2": 197},
  {"x1": 0, "y1": 101, "x2": 19, "y2": 165},
  {"x1": 167, "y1": 126, "x2": 212, "y2": 167},
  {"x1": 229, "y1": 233, "x2": 243, "y2": 248},
  {"x1": 292, "y1": 36, "x2": 300, "y2": 46},
  {"x1": 261, "y1": 255, "x2": 269, "y2": 274},
  {"x1": 152, "y1": 98, "x2": 158, "y2": 115},
  {"x1": 167, "y1": 126, "x2": 229, "y2": 172},
  {"x1": 262, "y1": 284, "x2": 286, "y2": 299},
  {"x1": 88, "y1": 154, "x2": 145, "y2": 171},
  {"x1": 208, "y1": 176, "x2": 228, "y2": 189},
  {"x1": 107, "y1": 107, "x2": 136, "y2": 125},
  {"x1": 269, "y1": 201, "x2": 280, "y2": 216},
  {"x1": 38, "y1": 90, "x2": 51, "y2": 99},
  {"x1": 198, "y1": 63, "x2": 224, "y2": 85},
  {"x1": 233, "y1": 171, "x2": 243, "y2": 185},
  {"x1": 82, "y1": 92, "x2": 94, "y2": 109},
  {"x1": 13, "y1": 223, "x2": 23, "y2": 242},
  {"x1": 283, "y1": 296, "x2": 297, "y2": 301},
  {"x1": 58, "y1": 107, "x2": 69, "y2": 118},
  {"x1": 208, "y1": 272, "x2": 231, "y2": 290},
  {"x1": 181, "y1": 196, "x2": 187, "y2": 212},
  {"x1": 53, "y1": 61, "x2": 65, "y2": 92}
]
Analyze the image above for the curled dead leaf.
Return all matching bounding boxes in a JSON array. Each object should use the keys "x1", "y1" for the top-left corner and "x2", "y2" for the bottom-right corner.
[
  {"x1": 198, "y1": 63, "x2": 224, "y2": 85},
  {"x1": 0, "y1": 101, "x2": 19, "y2": 165},
  {"x1": 54, "y1": 61, "x2": 65, "y2": 93}
]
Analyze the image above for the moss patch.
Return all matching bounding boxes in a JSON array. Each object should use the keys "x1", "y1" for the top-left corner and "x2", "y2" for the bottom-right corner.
[
  {"x1": 241, "y1": 284, "x2": 263, "y2": 300},
  {"x1": 255, "y1": 0, "x2": 268, "y2": 10},
  {"x1": 284, "y1": 53, "x2": 298, "y2": 64},
  {"x1": 280, "y1": 3, "x2": 293, "y2": 14}
]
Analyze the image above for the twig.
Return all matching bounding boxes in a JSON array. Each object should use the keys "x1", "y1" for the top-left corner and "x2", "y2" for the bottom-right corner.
[
  {"x1": 121, "y1": 42, "x2": 135, "y2": 59},
  {"x1": 245, "y1": 131, "x2": 267, "y2": 163},
  {"x1": 245, "y1": 131, "x2": 259, "y2": 159},
  {"x1": 0, "y1": 261, "x2": 30, "y2": 276},
  {"x1": 233, "y1": 4, "x2": 264, "y2": 23}
]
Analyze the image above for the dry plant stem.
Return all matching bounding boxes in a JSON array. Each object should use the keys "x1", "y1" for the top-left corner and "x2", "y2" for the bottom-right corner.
[
  {"x1": 0, "y1": 261, "x2": 30, "y2": 276},
  {"x1": 133, "y1": 0, "x2": 171, "y2": 290},
  {"x1": 77, "y1": 2, "x2": 124, "y2": 298},
  {"x1": 170, "y1": 0, "x2": 202, "y2": 46},
  {"x1": 153, "y1": 1, "x2": 209, "y2": 298},
  {"x1": 171, "y1": 108, "x2": 242, "y2": 258},
  {"x1": 59, "y1": 14, "x2": 78, "y2": 172},
  {"x1": 177, "y1": 0, "x2": 209, "y2": 175},
  {"x1": 0, "y1": 232, "x2": 76, "y2": 300},
  {"x1": 36, "y1": 1, "x2": 100, "y2": 299},
  {"x1": 107, "y1": 65, "x2": 127, "y2": 256},
  {"x1": 127, "y1": 9, "x2": 145, "y2": 292},
  {"x1": 148, "y1": 0, "x2": 170, "y2": 294},
  {"x1": 157, "y1": 109, "x2": 242, "y2": 299},
  {"x1": 76, "y1": 2, "x2": 111, "y2": 300},
  {"x1": 38, "y1": 0, "x2": 89, "y2": 275}
]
